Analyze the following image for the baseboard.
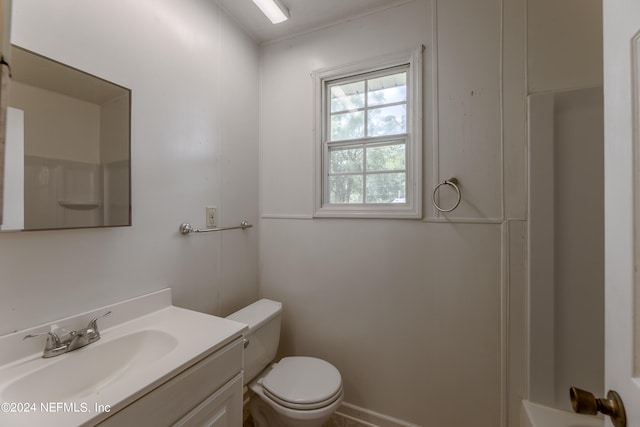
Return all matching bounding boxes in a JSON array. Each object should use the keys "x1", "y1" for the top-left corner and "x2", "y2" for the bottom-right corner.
[{"x1": 330, "y1": 402, "x2": 421, "y2": 427}]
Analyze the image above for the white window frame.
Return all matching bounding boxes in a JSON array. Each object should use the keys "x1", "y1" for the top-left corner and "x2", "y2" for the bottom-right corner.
[{"x1": 313, "y1": 46, "x2": 423, "y2": 218}]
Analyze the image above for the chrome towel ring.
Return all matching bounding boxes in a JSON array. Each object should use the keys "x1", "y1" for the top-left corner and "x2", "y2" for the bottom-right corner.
[{"x1": 432, "y1": 177, "x2": 461, "y2": 213}]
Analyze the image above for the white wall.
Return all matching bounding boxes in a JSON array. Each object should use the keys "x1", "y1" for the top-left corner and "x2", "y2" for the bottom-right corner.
[
  {"x1": 0, "y1": 0, "x2": 260, "y2": 334},
  {"x1": 0, "y1": 0, "x2": 605, "y2": 424},
  {"x1": 259, "y1": 0, "x2": 527, "y2": 425}
]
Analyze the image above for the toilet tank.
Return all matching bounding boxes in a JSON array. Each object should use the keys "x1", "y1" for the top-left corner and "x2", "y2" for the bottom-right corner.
[{"x1": 226, "y1": 299, "x2": 282, "y2": 385}]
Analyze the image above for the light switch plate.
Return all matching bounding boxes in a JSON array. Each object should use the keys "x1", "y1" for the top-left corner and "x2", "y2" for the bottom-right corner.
[{"x1": 206, "y1": 206, "x2": 217, "y2": 228}]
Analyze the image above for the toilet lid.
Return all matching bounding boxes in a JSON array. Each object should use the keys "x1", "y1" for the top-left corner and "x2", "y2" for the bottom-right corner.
[{"x1": 262, "y1": 357, "x2": 342, "y2": 409}]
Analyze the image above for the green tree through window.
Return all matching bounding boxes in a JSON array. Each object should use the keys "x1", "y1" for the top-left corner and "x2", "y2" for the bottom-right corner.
[{"x1": 327, "y1": 69, "x2": 408, "y2": 204}]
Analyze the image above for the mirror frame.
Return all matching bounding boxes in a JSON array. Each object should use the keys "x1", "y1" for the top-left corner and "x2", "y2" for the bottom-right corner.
[
  {"x1": 0, "y1": 0, "x2": 13, "y2": 227},
  {"x1": 2, "y1": 42, "x2": 132, "y2": 232}
]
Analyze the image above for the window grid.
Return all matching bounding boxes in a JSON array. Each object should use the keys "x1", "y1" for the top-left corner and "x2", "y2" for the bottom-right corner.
[
  {"x1": 325, "y1": 67, "x2": 409, "y2": 206},
  {"x1": 326, "y1": 137, "x2": 408, "y2": 204},
  {"x1": 313, "y1": 46, "x2": 423, "y2": 219}
]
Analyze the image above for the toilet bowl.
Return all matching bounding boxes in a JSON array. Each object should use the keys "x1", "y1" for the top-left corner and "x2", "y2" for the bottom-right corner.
[{"x1": 227, "y1": 299, "x2": 343, "y2": 427}]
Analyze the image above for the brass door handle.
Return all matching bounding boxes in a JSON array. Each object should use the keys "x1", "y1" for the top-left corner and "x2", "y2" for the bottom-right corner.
[{"x1": 570, "y1": 387, "x2": 627, "y2": 427}]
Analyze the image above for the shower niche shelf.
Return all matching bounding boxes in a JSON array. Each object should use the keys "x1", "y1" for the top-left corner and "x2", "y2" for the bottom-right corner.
[{"x1": 58, "y1": 200, "x2": 101, "y2": 210}]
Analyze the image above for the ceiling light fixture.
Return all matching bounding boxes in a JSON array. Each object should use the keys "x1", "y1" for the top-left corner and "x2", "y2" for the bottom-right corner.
[{"x1": 251, "y1": 0, "x2": 290, "y2": 24}]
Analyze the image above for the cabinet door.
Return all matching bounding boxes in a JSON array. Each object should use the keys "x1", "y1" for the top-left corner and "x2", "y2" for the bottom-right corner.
[
  {"x1": 96, "y1": 338, "x2": 243, "y2": 427},
  {"x1": 174, "y1": 373, "x2": 243, "y2": 427}
]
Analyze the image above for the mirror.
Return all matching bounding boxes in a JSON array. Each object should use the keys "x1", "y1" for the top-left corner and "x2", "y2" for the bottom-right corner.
[{"x1": 2, "y1": 45, "x2": 131, "y2": 231}]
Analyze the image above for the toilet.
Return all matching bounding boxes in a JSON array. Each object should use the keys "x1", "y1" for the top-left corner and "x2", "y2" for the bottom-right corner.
[{"x1": 227, "y1": 299, "x2": 343, "y2": 427}]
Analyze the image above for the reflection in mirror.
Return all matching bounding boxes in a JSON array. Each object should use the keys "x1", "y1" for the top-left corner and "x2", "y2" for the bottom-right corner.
[{"x1": 3, "y1": 45, "x2": 131, "y2": 231}]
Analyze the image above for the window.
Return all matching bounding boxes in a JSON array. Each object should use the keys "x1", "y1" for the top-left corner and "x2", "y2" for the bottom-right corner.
[{"x1": 313, "y1": 47, "x2": 423, "y2": 218}]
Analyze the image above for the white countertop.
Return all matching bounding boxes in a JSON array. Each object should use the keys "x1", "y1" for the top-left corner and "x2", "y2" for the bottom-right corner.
[{"x1": 0, "y1": 289, "x2": 247, "y2": 426}]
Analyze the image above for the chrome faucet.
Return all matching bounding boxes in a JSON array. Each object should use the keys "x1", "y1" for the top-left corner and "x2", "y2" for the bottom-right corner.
[{"x1": 24, "y1": 311, "x2": 112, "y2": 358}]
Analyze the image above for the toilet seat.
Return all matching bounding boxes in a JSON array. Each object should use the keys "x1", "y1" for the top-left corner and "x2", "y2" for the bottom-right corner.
[
  {"x1": 261, "y1": 356, "x2": 343, "y2": 410},
  {"x1": 263, "y1": 383, "x2": 343, "y2": 410}
]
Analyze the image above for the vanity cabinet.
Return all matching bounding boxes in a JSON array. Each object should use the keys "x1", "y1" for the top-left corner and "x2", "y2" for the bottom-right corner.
[
  {"x1": 173, "y1": 373, "x2": 242, "y2": 427},
  {"x1": 96, "y1": 337, "x2": 243, "y2": 427}
]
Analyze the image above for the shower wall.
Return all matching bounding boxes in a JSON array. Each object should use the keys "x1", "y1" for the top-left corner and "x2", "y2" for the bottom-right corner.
[
  {"x1": 529, "y1": 87, "x2": 604, "y2": 410},
  {"x1": 24, "y1": 155, "x2": 103, "y2": 229}
]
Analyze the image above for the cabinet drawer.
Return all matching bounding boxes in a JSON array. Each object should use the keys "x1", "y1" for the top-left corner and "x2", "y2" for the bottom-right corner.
[
  {"x1": 97, "y1": 338, "x2": 243, "y2": 427},
  {"x1": 174, "y1": 372, "x2": 243, "y2": 427}
]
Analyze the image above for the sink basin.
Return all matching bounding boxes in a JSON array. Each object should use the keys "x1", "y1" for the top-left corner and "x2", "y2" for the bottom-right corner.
[
  {"x1": 4, "y1": 329, "x2": 178, "y2": 403},
  {"x1": 0, "y1": 289, "x2": 248, "y2": 427}
]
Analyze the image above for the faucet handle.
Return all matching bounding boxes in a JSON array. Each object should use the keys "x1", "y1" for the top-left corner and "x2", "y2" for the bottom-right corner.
[
  {"x1": 23, "y1": 331, "x2": 62, "y2": 350},
  {"x1": 87, "y1": 311, "x2": 112, "y2": 334}
]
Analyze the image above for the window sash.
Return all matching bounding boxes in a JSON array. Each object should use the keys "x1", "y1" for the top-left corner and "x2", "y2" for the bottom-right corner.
[
  {"x1": 313, "y1": 46, "x2": 423, "y2": 219},
  {"x1": 324, "y1": 136, "x2": 408, "y2": 206},
  {"x1": 323, "y1": 67, "x2": 410, "y2": 207},
  {"x1": 326, "y1": 65, "x2": 409, "y2": 143}
]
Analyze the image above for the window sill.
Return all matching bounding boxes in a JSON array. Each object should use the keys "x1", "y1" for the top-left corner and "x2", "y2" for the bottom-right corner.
[{"x1": 313, "y1": 205, "x2": 422, "y2": 219}]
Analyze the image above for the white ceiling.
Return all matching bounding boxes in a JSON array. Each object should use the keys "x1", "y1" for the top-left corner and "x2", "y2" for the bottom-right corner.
[{"x1": 213, "y1": 0, "x2": 409, "y2": 43}]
